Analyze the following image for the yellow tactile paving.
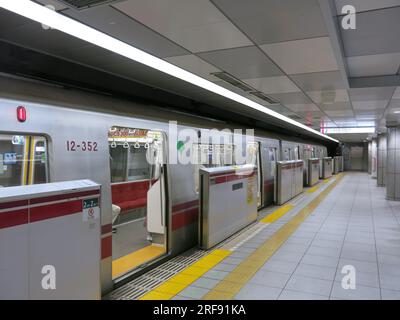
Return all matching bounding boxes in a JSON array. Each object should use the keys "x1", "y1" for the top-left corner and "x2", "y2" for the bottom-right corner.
[
  {"x1": 202, "y1": 173, "x2": 345, "y2": 300},
  {"x1": 307, "y1": 184, "x2": 321, "y2": 193},
  {"x1": 260, "y1": 204, "x2": 294, "y2": 223},
  {"x1": 139, "y1": 249, "x2": 231, "y2": 300},
  {"x1": 112, "y1": 245, "x2": 165, "y2": 279}
]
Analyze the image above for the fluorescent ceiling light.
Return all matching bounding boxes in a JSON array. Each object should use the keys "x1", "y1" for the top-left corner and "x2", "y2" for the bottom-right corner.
[
  {"x1": 0, "y1": 0, "x2": 339, "y2": 143},
  {"x1": 394, "y1": 110, "x2": 400, "y2": 114},
  {"x1": 323, "y1": 127, "x2": 375, "y2": 134}
]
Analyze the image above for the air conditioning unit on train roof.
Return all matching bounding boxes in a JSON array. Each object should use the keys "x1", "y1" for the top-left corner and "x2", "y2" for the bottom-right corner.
[{"x1": 56, "y1": 0, "x2": 118, "y2": 9}]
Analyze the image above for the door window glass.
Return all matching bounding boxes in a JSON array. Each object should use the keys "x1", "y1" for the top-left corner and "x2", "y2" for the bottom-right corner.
[{"x1": 0, "y1": 134, "x2": 48, "y2": 187}]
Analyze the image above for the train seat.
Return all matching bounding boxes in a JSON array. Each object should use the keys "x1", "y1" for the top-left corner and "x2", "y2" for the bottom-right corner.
[{"x1": 111, "y1": 180, "x2": 150, "y2": 213}]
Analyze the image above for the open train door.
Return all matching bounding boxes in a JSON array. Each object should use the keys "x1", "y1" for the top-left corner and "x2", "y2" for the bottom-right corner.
[
  {"x1": 108, "y1": 127, "x2": 167, "y2": 280},
  {"x1": 146, "y1": 131, "x2": 167, "y2": 237}
]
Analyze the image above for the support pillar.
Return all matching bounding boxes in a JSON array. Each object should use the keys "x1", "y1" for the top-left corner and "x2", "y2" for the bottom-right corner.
[
  {"x1": 386, "y1": 123, "x2": 400, "y2": 201},
  {"x1": 377, "y1": 133, "x2": 387, "y2": 187}
]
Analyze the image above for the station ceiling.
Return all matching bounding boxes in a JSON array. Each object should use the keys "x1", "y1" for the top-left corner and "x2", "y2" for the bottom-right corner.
[{"x1": 1, "y1": 0, "x2": 400, "y2": 142}]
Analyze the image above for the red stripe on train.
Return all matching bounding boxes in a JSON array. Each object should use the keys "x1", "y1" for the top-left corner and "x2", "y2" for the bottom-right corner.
[
  {"x1": 172, "y1": 207, "x2": 199, "y2": 231},
  {"x1": 0, "y1": 209, "x2": 28, "y2": 230},
  {"x1": 101, "y1": 235, "x2": 112, "y2": 259},
  {"x1": 101, "y1": 223, "x2": 113, "y2": 234},
  {"x1": 30, "y1": 200, "x2": 82, "y2": 223},
  {"x1": 172, "y1": 199, "x2": 198, "y2": 213}
]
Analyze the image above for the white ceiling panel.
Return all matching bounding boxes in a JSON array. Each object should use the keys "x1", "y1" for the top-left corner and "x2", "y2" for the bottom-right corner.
[
  {"x1": 35, "y1": 0, "x2": 69, "y2": 10},
  {"x1": 307, "y1": 89, "x2": 349, "y2": 104},
  {"x1": 286, "y1": 103, "x2": 320, "y2": 112},
  {"x1": 243, "y1": 76, "x2": 300, "y2": 94},
  {"x1": 212, "y1": 0, "x2": 328, "y2": 45},
  {"x1": 339, "y1": 6, "x2": 400, "y2": 56},
  {"x1": 352, "y1": 100, "x2": 389, "y2": 110},
  {"x1": 325, "y1": 109, "x2": 355, "y2": 117},
  {"x1": 260, "y1": 37, "x2": 338, "y2": 75},
  {"x1": 335, "y1": 0, "x2": 400, "y2": 14},
  {"x1": 268, "y1": 92, "x2": 312, "y2": 105},
  {"x1": 113, "y1": 0, "x2": 252, "y2": 53},
  {"x1": 349, "y1": 87, "x2": 396, "y2": 101},
  {"x1": 290, "y1": 71, "x2": 346, "y2": 93},
  {"x1": 63, "y1": 5, "x2": 190, "y2": 58},
  {"x1": 198, "y1": 46, "x2": 283, "y2": 79},
  {"x1": 164, "y1": 54, "x2": 220, "y2": 81},
  {"x1": 347, "y1": 53, "x2": 400, "y2": 77},
  {"x1": 319, "y1": 101, "x2": 352, "y2": 111}
]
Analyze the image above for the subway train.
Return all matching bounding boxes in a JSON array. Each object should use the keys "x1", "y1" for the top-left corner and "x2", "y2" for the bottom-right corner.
[{"x1": 0, "y1": 76, "x2": 327, "y2": 294}]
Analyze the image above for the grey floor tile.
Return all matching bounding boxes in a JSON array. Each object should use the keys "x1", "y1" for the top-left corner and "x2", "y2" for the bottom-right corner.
[
  {"x1": 191, "y1": 277, "x2": 220, "y2": 290},
  {"x1": 223, "y1": 257, "x2": 243, "y2": 265},
  {"x1": 278, "y1": 289, "x2": 328, "y2": 300},
  {"x1": 285, "y1": 275, "x2": 333, "y2": 296},
  {"x1": 381, "y1": 288, "x2": 400, "y2": 300},
  {"x1": 269, "y1": 251, "x2": 304, "y2": 263},
  {"x1": 261, "y1": 259, "x2": 299, "y2": 274},
  {"x1": 203, "y1": 270, "x2": 229, "y2": 280},
  {"x1": 338, "y1": 259, "x2": 378, "y2": 274},
  {"x1": 301, "y1": 253, "x2": 339, "y2": 267},
  {"x1": 380, "y1": 273, "x2": 400, "y2": 291},
  {"x1": 212, "y1": 263, "x2": 236, "y2": 272},
  {"x1": 340, "y1": 249, "x2": 377, "y2": 263},
  {"x1": 311, "y1": 239, "x2": 343, "y2": 249},
  {"x1": 335, "y1": 270, "x2": 379, "y2": 288},
  {"x1": 293, "y1": 263, "x2": 337, "y2": 281},
  {"x1": 235, "y1": 283, "x2": 281, "y2": 300},
  {"x1": 249, "y1": 270, "x2": 291, "y2": 289},
  {"x1": 179, "y1": 286, "x2": 209, "y2": 299},
  {"x1": 378, "y1": 253, "x2": 400, "y2": 265},
  {"x1": 307, "y1": 245, "x2": 341, "y2": 258},
  {"x1": 330, "y1": 282, "x2": 380, "y2": 300}
]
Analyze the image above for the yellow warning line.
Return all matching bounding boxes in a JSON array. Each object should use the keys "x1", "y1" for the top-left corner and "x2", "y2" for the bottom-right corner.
[
  {"x1": 112, "y1": 245, "x2": 165, "y2": 279},
  {"x1": 139, "y1": 249, "x2": 231, "y2": 300},
  {"x1": 202, "y1": 173, "x2": 345, "y2": 300},
  {"x1": 260, "y1": 204, "x2": 294, "y2": 223},
  {"x1": 307, "y1": 184, "x2": 321, "y2": 193}
]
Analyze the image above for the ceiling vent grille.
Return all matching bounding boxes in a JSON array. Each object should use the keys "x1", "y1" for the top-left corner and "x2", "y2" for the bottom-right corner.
[
  {"x1": 249, "y1": 91, "x2": 278, "y2": 104},
  {"x1": 288, "y1": 114, "x2": 303, "y2": 120},
  {"x1": 211, "y1": 71, "x2": 254, "y2": 92},
  {"x1": 56, "y1": 0, "x2": 118, "y2": 9}
]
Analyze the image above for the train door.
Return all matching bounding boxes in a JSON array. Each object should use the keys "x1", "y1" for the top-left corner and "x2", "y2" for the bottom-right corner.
[
  {"x1": 263, "y1": 146, "x2": 277, "y2": 206},
  {"x1": 108, "y1": 127, "x2": 167, "y2": 280},
  {"x1": 246, "y1": 141, "x2": 262, "y2": 208}
]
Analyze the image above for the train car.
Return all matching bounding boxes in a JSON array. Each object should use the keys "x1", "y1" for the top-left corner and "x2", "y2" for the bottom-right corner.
[{"x1": 0, "y1": 76, "x2": 327, "y2": 295}]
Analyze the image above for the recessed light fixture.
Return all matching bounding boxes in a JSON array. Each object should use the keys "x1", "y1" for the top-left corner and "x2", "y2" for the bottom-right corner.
[
  {"x1": 323, "y1": 127, "x2": 375, "y2": 134},
  {"x1": 0, "y1": 0, "x2": 339, "y2": 143}
]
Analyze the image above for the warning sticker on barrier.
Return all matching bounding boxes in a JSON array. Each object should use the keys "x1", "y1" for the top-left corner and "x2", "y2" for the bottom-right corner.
[{"x1": 83, "y1": 198, "x2": 99, "y2": 222}]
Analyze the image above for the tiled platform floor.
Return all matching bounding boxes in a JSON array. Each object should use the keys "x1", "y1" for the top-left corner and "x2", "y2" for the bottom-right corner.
[{"x1": 172, "y1": 173, "x2": 400, "y2": 300}]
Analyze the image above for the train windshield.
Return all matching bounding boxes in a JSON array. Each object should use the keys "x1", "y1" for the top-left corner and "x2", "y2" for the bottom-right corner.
[{"x1": 0, "y1": 134, "x2": 48, "y2": 188}]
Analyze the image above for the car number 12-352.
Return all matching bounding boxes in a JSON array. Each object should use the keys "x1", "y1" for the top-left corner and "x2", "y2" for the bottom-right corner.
[{"x1": 66, "y1": 140, "x2": 98, "y2": 152}]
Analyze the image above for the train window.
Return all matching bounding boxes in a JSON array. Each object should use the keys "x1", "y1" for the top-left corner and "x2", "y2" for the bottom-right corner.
[
  {"x1": 0, "y1": 134, "x2": 48, "y2": 187},
  {"x1": 294, "y1": 146, "x2": 300, "y2": 160},
  {"x1": 108, "y1": 127, "x2": 152, "y2": 183},
  {"x1": 192, "y1": 143, "x2": 235, "y2": 193}
]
